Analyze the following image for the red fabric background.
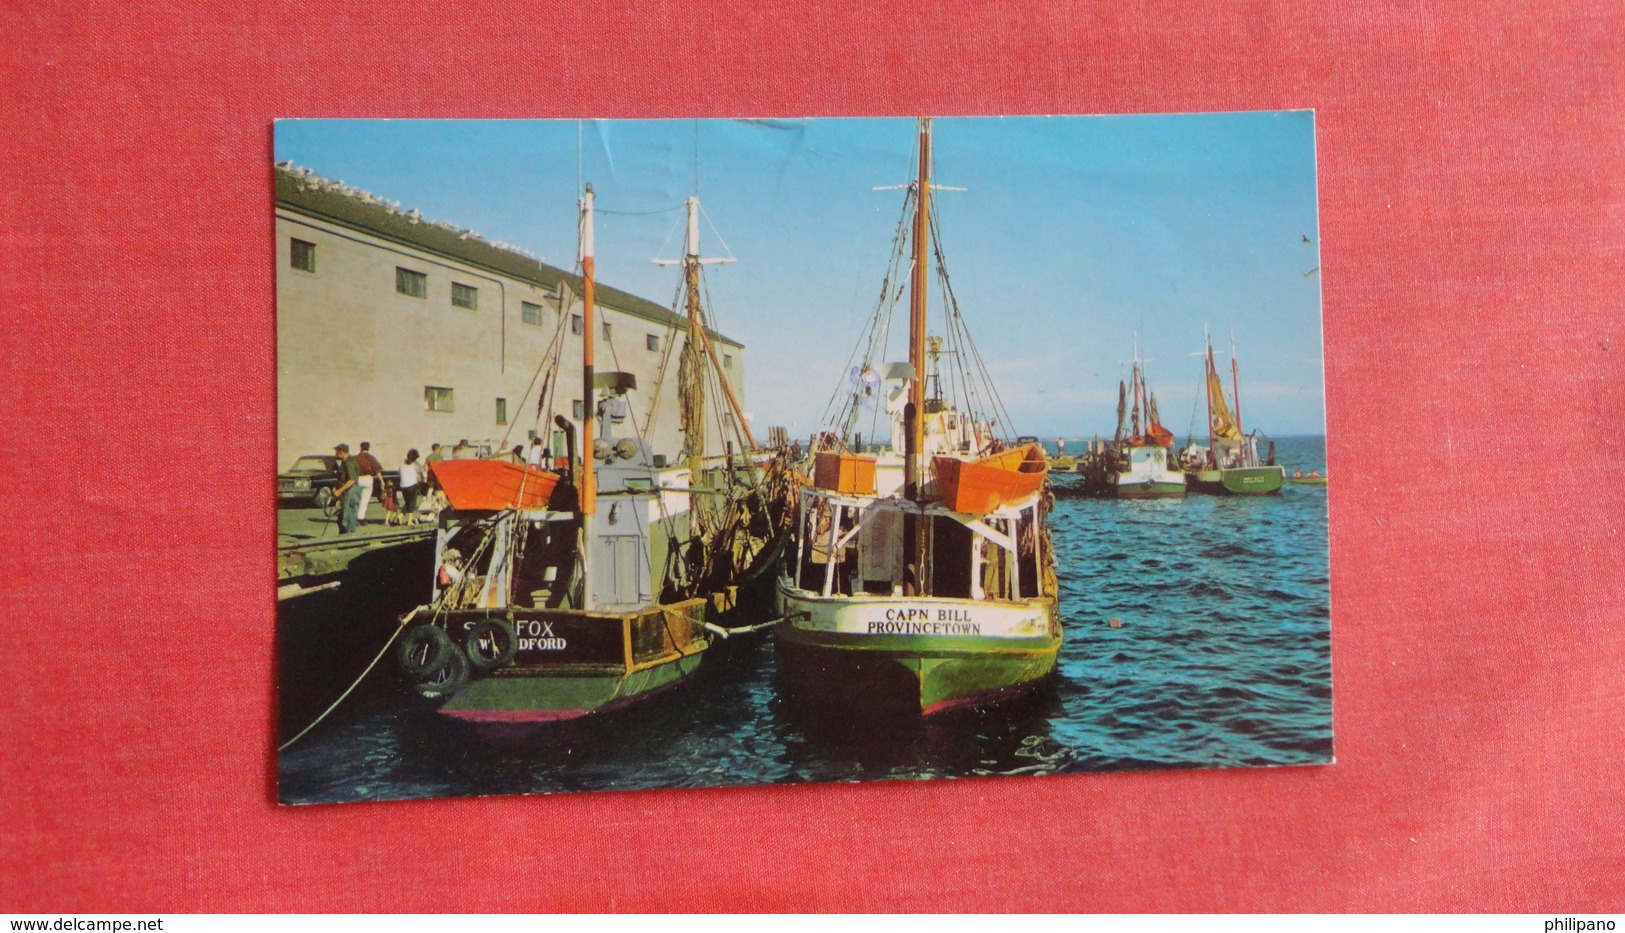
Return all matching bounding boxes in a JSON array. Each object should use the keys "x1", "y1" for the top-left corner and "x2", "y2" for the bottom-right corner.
[{"x1": 2, "y1": 0, "x2": 1622, "y2": 913}]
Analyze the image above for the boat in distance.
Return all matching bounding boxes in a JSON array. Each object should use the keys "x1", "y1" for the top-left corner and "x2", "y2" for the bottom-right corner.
[{"x1": 1179, "y1": 330, "x2": 1286, "y2": 496}]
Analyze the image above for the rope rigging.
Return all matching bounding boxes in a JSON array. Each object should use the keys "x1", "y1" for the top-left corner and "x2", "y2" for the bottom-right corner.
[{"x1": 815, "y1": 171, "x2": 1021, "y2": 455}]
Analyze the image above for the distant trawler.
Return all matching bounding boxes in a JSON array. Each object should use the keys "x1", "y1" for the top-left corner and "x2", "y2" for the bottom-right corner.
[
  {"x1": 1177, "y1": 331, "x2": 1286, "y2": 496},
  {"x1": 1075, "y1": 338, "x2": 1186, "y2": 499}
]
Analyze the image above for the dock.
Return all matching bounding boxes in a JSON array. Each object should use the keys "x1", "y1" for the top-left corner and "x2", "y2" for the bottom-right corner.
[{"x1": 278, "y1": 507, "x2": 433, "y2": 599}]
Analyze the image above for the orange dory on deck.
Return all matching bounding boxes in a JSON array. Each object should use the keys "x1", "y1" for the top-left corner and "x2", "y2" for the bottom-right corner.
[
  {"x1": 429, "y1": 459, "x2": 560, "y2": 511},
  {"x1": 933, "y1": 443, "x2": 1047, "y2": 514}
]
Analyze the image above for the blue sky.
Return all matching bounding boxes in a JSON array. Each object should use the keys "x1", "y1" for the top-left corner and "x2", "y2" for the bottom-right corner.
[{"x1": 275, "y1": 114, "x2": 1324, "y2": 439}]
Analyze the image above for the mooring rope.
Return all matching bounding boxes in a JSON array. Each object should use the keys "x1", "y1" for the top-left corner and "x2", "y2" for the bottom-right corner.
[{"x1": 276, "y1": 611, "x2": 415, "y2": 753}]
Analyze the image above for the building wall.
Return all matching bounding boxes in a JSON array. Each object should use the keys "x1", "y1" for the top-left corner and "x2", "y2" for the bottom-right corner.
[{"x1": 275, "y1": 208, "x2": 748, "y2": 472}]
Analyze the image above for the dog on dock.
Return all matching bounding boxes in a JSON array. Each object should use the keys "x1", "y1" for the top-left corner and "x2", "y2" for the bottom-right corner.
[{"x1": 386, "y1": 488, "x2": 446, "y2": 526}]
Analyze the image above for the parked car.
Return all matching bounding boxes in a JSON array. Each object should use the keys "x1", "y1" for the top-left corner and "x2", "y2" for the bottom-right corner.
[
  {"x1": 278, "y1": 454, "x2": 398, "y2": 508},
  {"x1": 278, "y1": 454, "x2": 342, "y2": 508}
]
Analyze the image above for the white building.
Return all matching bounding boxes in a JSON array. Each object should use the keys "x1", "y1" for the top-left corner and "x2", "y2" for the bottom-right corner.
[{"x1": 274, "y1": 164, "x2": 747, "y2": 471}]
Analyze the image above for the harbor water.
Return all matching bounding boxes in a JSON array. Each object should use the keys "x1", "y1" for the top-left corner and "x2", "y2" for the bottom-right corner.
[{"x1": 277, "y1": 436, "x2": 1331, "y2": 804}]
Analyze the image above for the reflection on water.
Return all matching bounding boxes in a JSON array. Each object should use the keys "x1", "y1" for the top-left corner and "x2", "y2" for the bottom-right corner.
[{"x1": 278, "y1": 437, "x2": 1331, "y2": 805}]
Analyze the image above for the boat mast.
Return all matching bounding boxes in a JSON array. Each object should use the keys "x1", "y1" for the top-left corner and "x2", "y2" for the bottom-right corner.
[
  {"x1": 1205, "y1": 327, "x2": 1216, "y2": 452},
  {"x1": 672, "y1": 196, "x2": 758, "y2": 459},
  {"x1": 679, "y1": 198, "x2": 707, "y2": 482},
  {"x1": 1228, "y1": 328, "x2": 1241, "y2": 464},
  {"x1": 1230, "y1": 328, "x2": 1244, "y2": 438},
  {"x1": 579, "y1": 183, "x2": 597, "y2": 610},
  {"x1": 904, "y1": 117, "x2": 931, "y2": 597},
  {"x1": 906, "y1": 117, "x2": 931, "y2": 499},
  {"x1": 1130, "y1": 333, "x2": 1143, "y2": 439}
]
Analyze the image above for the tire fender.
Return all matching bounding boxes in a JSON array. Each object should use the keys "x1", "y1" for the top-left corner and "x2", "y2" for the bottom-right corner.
[
  {"x1": 398, "y1": 624, "x2": 451, "y2": 678},
  {"x1": 465, "y1": 619, "x2": 518, "y2": 672},
  {"x1": 413, "y1": 644, "x2": 469, "y2": 701}
]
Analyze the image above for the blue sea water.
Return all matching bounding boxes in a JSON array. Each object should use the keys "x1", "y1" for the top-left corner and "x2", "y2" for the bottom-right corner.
[{"x1": 277, "y1": 437, "x2": 1330, "y2": 804}]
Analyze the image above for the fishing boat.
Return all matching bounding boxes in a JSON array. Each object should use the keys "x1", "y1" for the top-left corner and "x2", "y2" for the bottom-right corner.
[
  {"x1": 396, "y1": 184, "x2": 793, "y2": 722},
  {"x1": 775, "y1": 118, "x2": 1062, "y2": 717},
  {"x1": 1179, "y1": 331, "x2": 1285, "y2": 496},
  {"x1": 1084, "y1": 342, "x2": 1186, "y2": 499}
]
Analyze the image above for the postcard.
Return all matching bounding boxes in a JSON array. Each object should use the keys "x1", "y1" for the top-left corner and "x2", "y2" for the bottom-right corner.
[{"x1": 274, "y1": 115, "x2": 1328, "y2": 804}]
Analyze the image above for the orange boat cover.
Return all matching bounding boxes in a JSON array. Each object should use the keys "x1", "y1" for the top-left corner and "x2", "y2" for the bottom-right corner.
[{"x1": 430, "y1": 459, "x2": 560, "y2": 511}]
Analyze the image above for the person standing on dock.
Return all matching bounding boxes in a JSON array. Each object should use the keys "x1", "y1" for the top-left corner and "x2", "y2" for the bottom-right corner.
[
  {"x1": 331, "y1": 443, "x2": 361, "y2": 535},
  {"x1": 425, "y1": 443, "x2": 445, "y2": 490},
  {"x1": 398, "y1": 448, "x2": 423, "y2": 518},
  {"x1": 354, "y1": 441, "x2": 384, "y2": 525}
]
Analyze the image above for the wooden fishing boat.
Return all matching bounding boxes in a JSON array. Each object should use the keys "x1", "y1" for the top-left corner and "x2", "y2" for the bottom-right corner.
[
  {"x1": 776, "y1": 119, "x2": 1061, "y2": 717},
  {"x1": 1181, "y1": 331, "x2": 1285, "y2": 496},
  {"x1": 397, "y1": 184, "x2": 793, "y2": 723},
  {"x1": 1090, "y1": 344, "x2": 1185, "y2": 499}
]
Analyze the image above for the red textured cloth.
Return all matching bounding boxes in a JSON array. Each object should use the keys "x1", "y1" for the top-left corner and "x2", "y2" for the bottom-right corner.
[{"x1": 2, "y1": 0, "x2": 1622, "y2": 913}]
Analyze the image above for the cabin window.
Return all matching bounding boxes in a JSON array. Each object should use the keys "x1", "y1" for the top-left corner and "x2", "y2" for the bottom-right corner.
[
  {"x1": 602, "y1": 321, "x2": 612, "y2": 340},
  {"x1": 647, "y1": 334, "x2": 660, "y2": 352},
  {"x1": 396, "y1": 267, "x2": 427, "y2": 298},
  {"x1": 451, "y1": 282, "x2": 478, "y2": 309},
  {"x1": 424, "y1": 386, "x2": 454, "y2": 413},
  {"x1": 572, "y1": 399, "x2": 584, "y2": 420},
  {"x1": 521, "y1": 301, "x2": 544, "y2": 325},
  {"x1": 571, "y1": 314, "x2": 583, "y2": 335},
  {"x1": 495, "y1": 397, "x2": 507, "y2": 425},
  {"x1": 724, "y1": 354, "x2": 733, "y2": 369},
  {"x1": 290, "y1": 238, "x2": 315, "y2": 273}
]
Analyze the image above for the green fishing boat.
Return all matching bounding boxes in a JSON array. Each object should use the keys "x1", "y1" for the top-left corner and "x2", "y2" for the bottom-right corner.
[
  {"x1": 1180, "y1": 330, "x2": 1285, "y2": 496},
  {"x1": 397, "y1": 185, "x2": 793, "y2": 723},
  {"x1": 775, "y1": 118, "x2": 1061, "y2": 717}
]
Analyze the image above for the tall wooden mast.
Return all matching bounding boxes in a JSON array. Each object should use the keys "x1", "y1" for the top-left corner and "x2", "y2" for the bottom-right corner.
[
  {"x1": 579, "y1": 182, "x2": 597, "y2": 609},
  {"x1": 679, "y1": 197, "x2": 707, "y2": 481},
  {"x1": 1230, "y1": 330, "x2": 1244, "y2": 437},
  {"x1": 906, "y1": 117, "x2": 931, "y2": 499},
  {"x1": 660, "y1": 196, "x2": 756, "y2": 480},
  {"x1": 1205, "y1": 327, "x2": 1216, "y2": 451}
]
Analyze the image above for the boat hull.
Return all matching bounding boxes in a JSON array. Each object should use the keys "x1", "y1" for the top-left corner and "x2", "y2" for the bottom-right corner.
[
  {"x1": 1186, "y1": 465, "x2": 1285, "y2": 496},
  {"x1": 1113, "y1": 478, "x2": 1187, "y2": 499},
  {"x1": 426, "y1": 596, "x2": 725, "y2": 723},
  {"x1": 775, "y1": 583, "x2": 1060, "y2": 716},
  {"x1": 441, "y1": 654, "x2": 706, "y2": 722},
  {"x1": 429, "y1": 459, "x2": 560, "y2": 510}
]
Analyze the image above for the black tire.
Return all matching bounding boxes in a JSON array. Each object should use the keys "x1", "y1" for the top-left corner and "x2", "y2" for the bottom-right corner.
[
  {"x1": 398, "y1": 624, "x2": 451, "y2": 678},
  {"x1": 413, "y1": 645, "x2": 469, "y2": 701},
  {"x1": 465, "y1": 619, "x2": 518, "y2": 672},
  {"x1": 314, "y1": 487, "x2": 333, "y2": 509}
]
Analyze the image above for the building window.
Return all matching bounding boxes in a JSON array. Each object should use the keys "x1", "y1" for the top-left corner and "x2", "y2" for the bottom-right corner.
[
  {"x1": 602, "y1": 321, "x2": 612, "y2": 340},
  {"x1": 724, "y1": 353, "x2": 733, "y2": 369},
  {"x1": 572, "y1": 399, "x2": 584, "y2": 420},
  {"x1": 495, "y1": 397, "x2": 508, "y2": 425},
  {"x1": 425, "y1": 386, "x2": 454, "y2": 413},
  {"x1": 397, "y1": 267, "x2": 427, "y2": 298},
  {"x1": 522, "y1": 301, "x2": 544, "y2": 325},
  {"x1": 570, "y1": 314, "x2": 583, "y2": 335},
  {"x1": 646, "y1": 334, "x2": 660, "y2": 352},
  {"x1": 452, "y1": 282, "x2": 478, "y2": 309},
  {"x1": 290, "y1": 239, "x2": 315, "y2": 273}
]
